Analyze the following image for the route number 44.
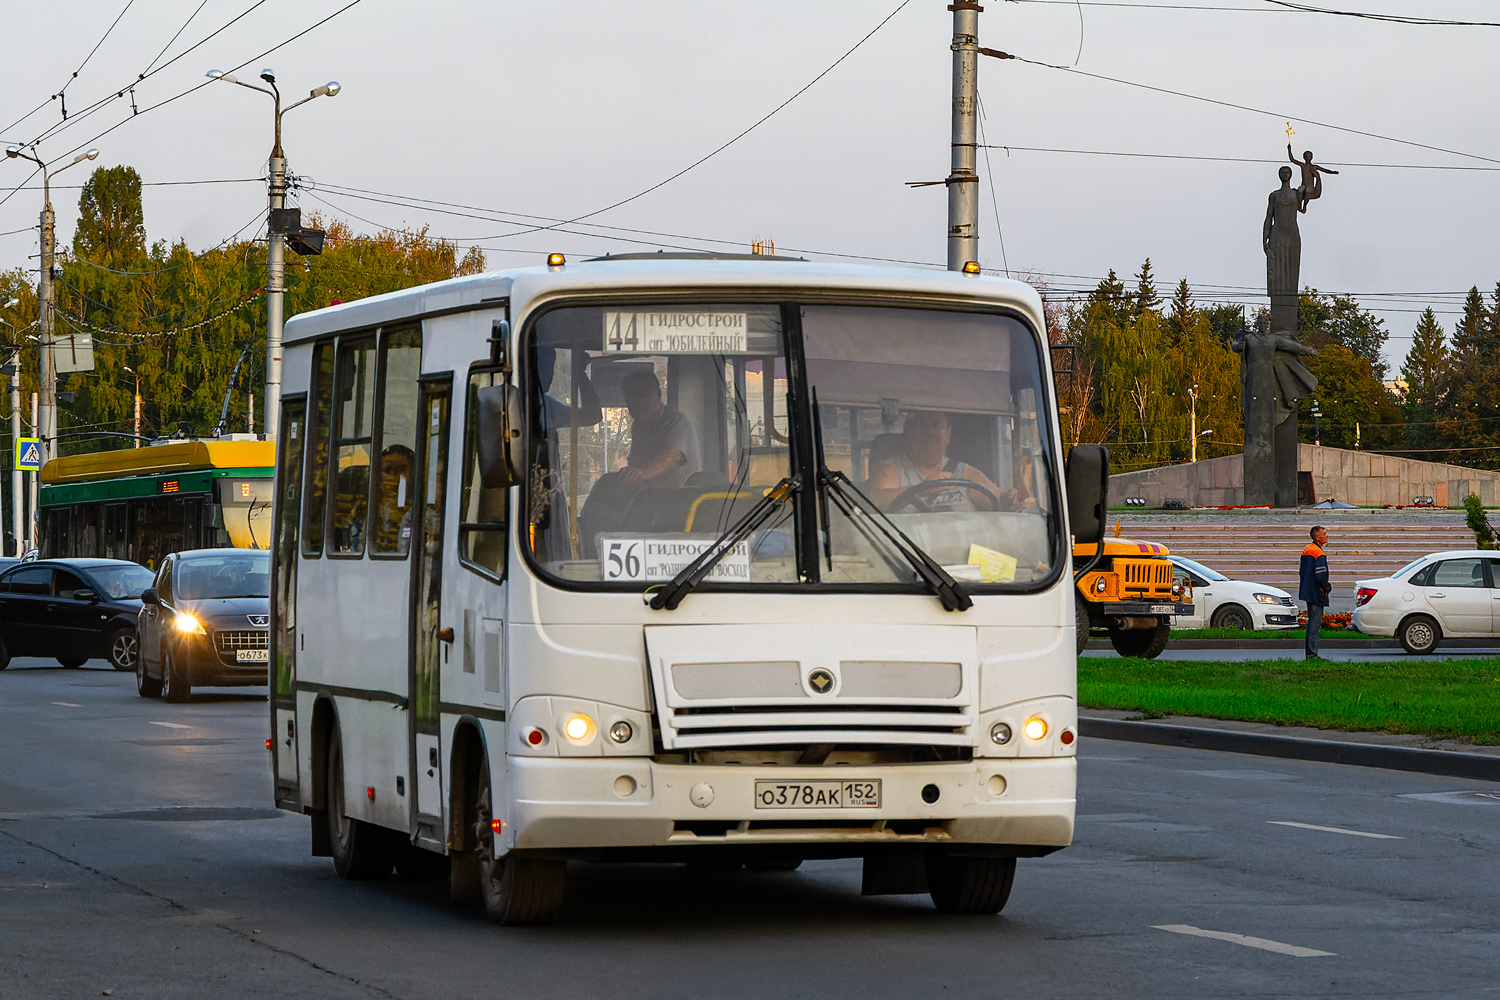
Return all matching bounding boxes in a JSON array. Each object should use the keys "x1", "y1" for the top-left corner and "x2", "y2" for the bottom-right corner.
[{"x1": 603, "y1": 539, "x2": 644, "y2": 581}]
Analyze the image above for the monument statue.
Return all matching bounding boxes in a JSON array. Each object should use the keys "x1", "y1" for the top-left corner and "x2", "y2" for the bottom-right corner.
[{"x1": 1239, "y1": 160, "x2": 1326, "y2": 507}]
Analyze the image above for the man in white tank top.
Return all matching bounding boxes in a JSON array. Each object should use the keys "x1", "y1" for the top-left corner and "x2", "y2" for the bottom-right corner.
[{"x1": 869, "y1": 410, "x2": 1008, "y2": 512}]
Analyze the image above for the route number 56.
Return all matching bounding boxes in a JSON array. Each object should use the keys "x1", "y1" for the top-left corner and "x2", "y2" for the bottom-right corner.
[{"x1": 603, "y1": 539, "x2": 643, "y2": 580}]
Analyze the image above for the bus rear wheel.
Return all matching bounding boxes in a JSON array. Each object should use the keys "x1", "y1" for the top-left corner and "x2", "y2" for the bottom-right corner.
[
  {"x1": 326, "y1": 735, "x2": 397, "y2": 880},
  {"x1": 1108, "y1": 621, "x2": 1170, "y2": 659},
  {"x1": 472, "y1": 775, "x2": 566, "y2": 925},
  {"x1": 926, "y1": 852, "x2": 1016, "y2": 915}
]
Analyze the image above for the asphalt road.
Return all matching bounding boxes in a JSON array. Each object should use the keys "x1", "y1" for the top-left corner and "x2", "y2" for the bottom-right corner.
[{"x1": 3, "y1": 657, "x2": 1497, "y2": 999}]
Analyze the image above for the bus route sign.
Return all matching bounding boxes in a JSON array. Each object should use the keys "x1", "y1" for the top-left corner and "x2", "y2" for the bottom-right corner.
[{"x1": 14, "y1": 437, "x2": 40, "y2": 472}]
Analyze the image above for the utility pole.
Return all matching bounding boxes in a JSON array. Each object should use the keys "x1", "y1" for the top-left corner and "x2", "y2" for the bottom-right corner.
[
  {"x1": 4, "y1": 145, "x2": 99, "y2": 465},
  {"x1": 1189, "y1": 384, "x2": 1198, "y2": 463},
  {"x1": 946, "y1": 1, "x2": 982, "y2": 271},
  {"x1": 28, "y1": 392, "x2": 37, "y2": 552},
  {"x1": 8, "y1": 353, "x2": 21, "y2": 551},
  {"x1": 123, "y1": 365, "x2": 141, "y2": 446},
  {"x1": 207, "y1": 69, "x2": 339, "y2": 441}
]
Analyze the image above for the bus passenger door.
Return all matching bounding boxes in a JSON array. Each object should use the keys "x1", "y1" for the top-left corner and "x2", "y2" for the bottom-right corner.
[{"x1": 410, "y1": 379, "x2": 451, "y2": 843}]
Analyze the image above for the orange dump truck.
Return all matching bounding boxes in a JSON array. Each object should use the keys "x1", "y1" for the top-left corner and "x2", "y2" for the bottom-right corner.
[{"x1": 1073, "y1": 536, "x2": 1193, "y2": 658}]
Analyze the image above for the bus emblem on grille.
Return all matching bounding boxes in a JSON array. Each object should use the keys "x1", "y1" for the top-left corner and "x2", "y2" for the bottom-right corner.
[
  {"x1": 247, "y1": 615, "x2": 269, "y2": 626},
  {"x1": 807, "y1": 668, "x2": 835, "y2": 694}
]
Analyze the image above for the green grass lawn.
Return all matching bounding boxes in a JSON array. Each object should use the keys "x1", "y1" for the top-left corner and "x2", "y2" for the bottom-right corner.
[
  {"x1": 1080, "y1": 656, "x2": 1500, "y2": 745},
  {"x1": 1167, "y1": 626, "x2": 1347, "y2": 640}
]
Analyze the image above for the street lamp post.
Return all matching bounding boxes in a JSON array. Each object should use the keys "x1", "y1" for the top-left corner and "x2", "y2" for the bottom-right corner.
[
  {"x1": 1189, "y1": 384, "x2": 1198, "y2": 462},
  {"x1": 4, "y1": 145, "x2": 100, "y2": 465},
  {"x1": 1, "y1": 297, "x2": 22, "y2": 552},
  {"x1": 1310, "y1": 400, "x2": 1322, "y2": 447},
  {"x1": 122, "y1": 365, "x2": 142, "y2": 447},
  {"x1": 207, "y1": 68, "x2": 339, "y2": 440}
]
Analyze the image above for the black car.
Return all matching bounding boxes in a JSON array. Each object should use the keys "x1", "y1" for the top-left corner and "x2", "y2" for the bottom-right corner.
[
  {"x1": 0, "y1": 558, "x2": 155, "y2": 671},
  {"x1": 136, "y1": 548, "x2": 270, "y2": 702}
]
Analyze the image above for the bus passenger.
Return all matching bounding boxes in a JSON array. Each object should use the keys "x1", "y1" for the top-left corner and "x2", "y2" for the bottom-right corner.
[
  {"x1": 870, "y1": 410, "x2": 1011, "y2": 512},
  {"x1": 617, "y1": 369, "x2": 700, "y2": 489}
]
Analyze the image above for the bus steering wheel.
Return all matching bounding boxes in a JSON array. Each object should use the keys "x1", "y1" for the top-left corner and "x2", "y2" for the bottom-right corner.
[{"x1": 886, "y1": 478, "x2": 1001, "y2": 513}]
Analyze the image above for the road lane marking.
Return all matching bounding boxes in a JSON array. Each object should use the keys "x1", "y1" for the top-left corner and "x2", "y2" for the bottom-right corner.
[
  {"x1": 1268, "y1": 820, "x2": 1402, "y2": 840},
  {"x1": 1153, "y1": 924, "x2": 1336, "y2": 957},
  {"x1": 51, "y1": 701, "x2": 82, "y2": 707},
  {"x1": 149, "y1": 721, "x2": 192, "y2": 730}
]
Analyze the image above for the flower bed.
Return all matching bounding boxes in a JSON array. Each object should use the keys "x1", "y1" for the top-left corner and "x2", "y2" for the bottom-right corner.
[{"x1": 1298, "y1": 610, "x2": 1352, "y2": 630}]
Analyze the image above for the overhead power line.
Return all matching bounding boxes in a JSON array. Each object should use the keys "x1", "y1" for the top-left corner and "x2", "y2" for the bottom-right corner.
[
  {"x1": 1257, "y1": 1, "x2": 1500, "y2": 28},
  {"x1": 988, "y1": 51, "x2": 1500, "y2": 165},
  {"x1": 54, "y1": 0, "x2": 138, "y2": 109},
  {"x1": 979, "y1": 145, "x2": 1500, "y2": 171},
  {"x1": 1013, "y1": 0, "x2": 1500, "y2": 22}
]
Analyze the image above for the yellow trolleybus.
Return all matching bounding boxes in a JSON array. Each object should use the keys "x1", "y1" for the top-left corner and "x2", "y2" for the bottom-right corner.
[{"x1": 270, "y1": 253, "x2": 1106, "y2": 924}]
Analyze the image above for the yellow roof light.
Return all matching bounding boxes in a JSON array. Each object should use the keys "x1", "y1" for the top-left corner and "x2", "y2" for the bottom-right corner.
[
  {"x1": 962, "y1": 260, "x2": 982, "y2": 275},
  {"x1": 547, "y1": 252, "x2": 566, "y2": 268}
]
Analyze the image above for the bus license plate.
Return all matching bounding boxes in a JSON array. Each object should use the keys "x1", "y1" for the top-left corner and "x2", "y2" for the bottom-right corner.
[
  {"x1": 754, "y1": 780, "x2": 881, "y2": 809},
  {"x1": 237, "y1": 649, "x2": 269, "y2": 663}
]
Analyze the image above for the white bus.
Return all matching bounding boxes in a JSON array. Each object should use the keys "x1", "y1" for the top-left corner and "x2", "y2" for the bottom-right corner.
[{"x1": 269, "y1": 253, "x2": 1107, "y2": 924}]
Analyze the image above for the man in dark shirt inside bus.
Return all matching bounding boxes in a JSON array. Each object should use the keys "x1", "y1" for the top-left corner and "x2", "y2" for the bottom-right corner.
[
  {"x1": 1299, "y1": 525, "x2": 1331, "y2": 660},
  {"x1": 617, "y1": 369, "x2": 700, "y2": 489}
]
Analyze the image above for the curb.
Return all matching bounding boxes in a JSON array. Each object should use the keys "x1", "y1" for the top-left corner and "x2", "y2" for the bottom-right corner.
[
  {"x1": 1079, "y1": 716, "x2": 1500, "y2": 782},
  {"x1": 1084, "y1": 637, "x2": 1500, "y2": 651}
]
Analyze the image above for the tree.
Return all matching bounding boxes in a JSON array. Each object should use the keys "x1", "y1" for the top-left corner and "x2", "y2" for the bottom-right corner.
[
  {"x1": 1084, "y1": 269, "x2": 1130, "y2": 330},
  {"x1": 1166, "y1": 277, "x2": 1195, "y2": 344},
  {"x1": 72, "y1": 165, "x2": 146, "y2": 269},
  {"x1": 1131, "y1": 258, "x2": 1160, "y2": 321},
  {"x1": 1400, "y1": 308, "x2": 1448, "y2": 451},
  {"x1": 1301, "y1": 344, "x2": 1402, "y2": 451},
  {"x1": 1299, "y1": 288, "x2": 1389, "y2": 380},
  {"x1": 1438, "y1": 286, "x2": 1500, "y2": 466}
]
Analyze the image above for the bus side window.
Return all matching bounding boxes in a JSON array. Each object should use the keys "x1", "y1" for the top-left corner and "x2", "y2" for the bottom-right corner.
[
  {"x1": 459, "y1": 368, "x2": 507, "y2": 579},
  {"x1": 371, "y1": 328, "x2": 422, "y2": 557},
  {"x1": 302, "y1": 343, "x2": 335, "y2": 557},
  {"x1": 330, "y1": 337, "x2": 378, "y2": 556}
]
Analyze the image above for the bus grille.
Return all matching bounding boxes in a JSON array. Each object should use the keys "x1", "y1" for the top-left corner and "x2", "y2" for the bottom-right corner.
[{"x1": 1114, "y1": 558, "x2": 1174, "y2": 598}]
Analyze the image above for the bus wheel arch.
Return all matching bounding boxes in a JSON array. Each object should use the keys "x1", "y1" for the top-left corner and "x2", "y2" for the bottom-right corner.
[{"x1": 308, "y1": 697, "x2": 339, "y2": 857}]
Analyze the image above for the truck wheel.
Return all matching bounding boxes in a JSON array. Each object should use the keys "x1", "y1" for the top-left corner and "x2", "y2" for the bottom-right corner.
[
  {"x1": 1109, "y1": 621, "x2": 1171, "y2": 659},
  {"x1": 926, "y1": 852, "x2": 1016, "y2": 915},
  {"x1": 1075, "y1": 600, "x2": 1092, "y2": 655},
  {"x1": 1398, "y1": 615, "x2": 1441, "y2": 655},
  {"x1": 1210, "y1": 604, "x2": 1253, "y2": 631}
]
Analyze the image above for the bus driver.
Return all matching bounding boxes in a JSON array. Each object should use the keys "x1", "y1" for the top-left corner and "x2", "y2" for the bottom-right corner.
[{"x1": 869, "y1": 410, "x2": 1015, "y2": 512}]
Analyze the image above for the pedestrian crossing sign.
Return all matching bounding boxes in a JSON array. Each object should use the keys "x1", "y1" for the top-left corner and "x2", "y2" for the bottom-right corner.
[{"x1": 15, "y1": 437, "x2": 40, "y2": 472}]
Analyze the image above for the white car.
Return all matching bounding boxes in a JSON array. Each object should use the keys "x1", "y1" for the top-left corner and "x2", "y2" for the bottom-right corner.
[
  {"x1": 1352, "y1": 549, "x2": 1500, "y2": 654},
  {"x1": 1168, "y1": 555, "x2": 1300, "y2": 631}
]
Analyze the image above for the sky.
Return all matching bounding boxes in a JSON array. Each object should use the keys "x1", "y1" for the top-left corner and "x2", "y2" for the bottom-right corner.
[{"x1": 2, "y1": 0, "x2": 1498, "y2": 374}]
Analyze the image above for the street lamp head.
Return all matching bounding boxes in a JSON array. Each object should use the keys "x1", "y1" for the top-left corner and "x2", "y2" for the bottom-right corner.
[
  {"x1": 260, "y1": 68, "x2": 276, "y2": 84},
  {"x1": 4, "y1": 145, "x2": 19, "y2": 158},
  {"x1": 311, "y1": 81, "x2": 341, "y2": 99},
  {"x1": 3, "y1": 298, "x2": 17, "y2": 309},
  {"x1": 1200, "y1": 429, "x2": 1214, "y2": 437},
  {"x1": 74, "y1": 149, "x2": 100, "y2": 164},
  {"x1": 207, "y1": 69, "x2": 240, "y2": 83}
]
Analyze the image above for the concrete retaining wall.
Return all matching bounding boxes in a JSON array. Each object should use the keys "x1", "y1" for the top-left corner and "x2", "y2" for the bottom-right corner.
[{"x1": 1109, "y1": 445, "x2": 1500, "y2": 507}]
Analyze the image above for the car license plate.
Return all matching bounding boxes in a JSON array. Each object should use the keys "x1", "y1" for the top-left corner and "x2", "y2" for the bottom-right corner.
[
  {"x1": 754, "y1": 780, "x2": 881, "y2": 809},
  {"x1": 236, "y1": 649, "x2": 268, "y2": 663},
  {"x1": 1150, "y1": 605, "x2": 1174, "y2": 614}
]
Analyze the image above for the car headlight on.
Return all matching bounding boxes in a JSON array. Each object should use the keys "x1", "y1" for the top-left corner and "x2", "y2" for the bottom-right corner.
[
  {"x1": 174, "y1": 612, "x2": 206, "y2": 635},
  {"x1": 1253, "y1": 593, "x2": 1283, "y2": 605}
]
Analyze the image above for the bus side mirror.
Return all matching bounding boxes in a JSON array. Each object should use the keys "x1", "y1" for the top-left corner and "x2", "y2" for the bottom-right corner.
[
  {"x1": 1066, "y1": 445, "x2": 1109, "y2": 570},
  {"x1": 476, "y1": 384, "x2": 523, "y2": 489},
  {"x1": 140, "y1": 587, "x2": 159, "y2": 605}
]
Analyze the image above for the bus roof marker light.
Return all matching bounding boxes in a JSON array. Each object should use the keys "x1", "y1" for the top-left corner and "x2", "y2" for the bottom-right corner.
[
  {"x1": 962, "y1": 260, "x2": 982, "y2": 275},
  {"x1": 547, "y1": 253, "x2": 565, "y2": 268},
  {"x1": 1023, "y1": 717, "x2": 1048, "y2": 741}
]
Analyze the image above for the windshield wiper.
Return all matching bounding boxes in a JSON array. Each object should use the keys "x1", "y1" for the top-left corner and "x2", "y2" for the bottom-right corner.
[
  {"x1": 817, "y1": 469, "x2": 973, "y2": 612},
  {"x1": 648, "y1": 477, "x2": 799, "y2": 611}
]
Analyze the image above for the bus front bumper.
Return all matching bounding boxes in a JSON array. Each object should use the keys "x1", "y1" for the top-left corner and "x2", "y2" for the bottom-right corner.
[{"x1": 498, "y1": 756, "x2": 1075, "y2": 856}]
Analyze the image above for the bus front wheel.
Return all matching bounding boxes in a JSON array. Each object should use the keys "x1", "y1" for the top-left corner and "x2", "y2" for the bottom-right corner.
[
  {"x1": 472, "y1": 774, "x2": 566, "y2": 925},
  {"x1": 926, "y1": 852, "x2": 1016, "y2": 915}
]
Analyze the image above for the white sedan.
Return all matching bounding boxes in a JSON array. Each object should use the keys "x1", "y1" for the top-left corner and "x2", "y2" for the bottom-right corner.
[
  {"x1": 1352, "y1": 549, "x2": 1500, "y2": 653},
  {"x1": 1168, "y1": 555, "x2": 1301, "y2": 631}
]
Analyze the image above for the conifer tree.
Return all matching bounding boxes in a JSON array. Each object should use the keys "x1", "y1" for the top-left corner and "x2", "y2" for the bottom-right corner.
[
  {"x1": 1400, "y1": 308, "x2": 1448, "y2": 451},
  {"x1": 1167, "y1": 277, "x2": 1194, "y2": 343},
  {"x1": 1131, "y1": 258, "x2": 1160, "y2": 320}
]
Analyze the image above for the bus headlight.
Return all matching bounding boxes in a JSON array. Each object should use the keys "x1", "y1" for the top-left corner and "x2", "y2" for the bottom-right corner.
[
  {"x1": 174, "y1": 613, "x2": 206, "y2": 636},
  {"x1": 1023, "y1": 716, "x2": 1048, "y2": 741},
  {"x1": 563, "y1": 713, "x2": 596, "y2": 743}
]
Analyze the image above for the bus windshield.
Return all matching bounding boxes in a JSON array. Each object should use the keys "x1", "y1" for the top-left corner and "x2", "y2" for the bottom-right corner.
[
  {"x1": 527, "y1": 301, "x2": 1061, "y2": 590},
  {"x1": 175, "y1": 551, "x2": 272, "y2": 600}
]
